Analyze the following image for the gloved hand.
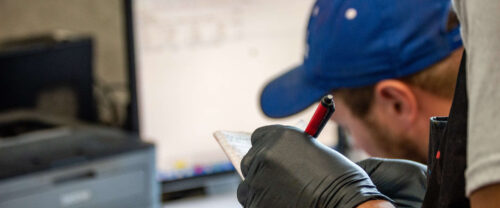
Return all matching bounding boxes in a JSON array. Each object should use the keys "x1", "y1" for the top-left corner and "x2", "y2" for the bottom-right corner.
[
  {"x1": 237, "y1": 125, "x2": 392, "y2": 208},
  {"x1": 356, "y1": 158, "x2": 427, "y2": 208}
]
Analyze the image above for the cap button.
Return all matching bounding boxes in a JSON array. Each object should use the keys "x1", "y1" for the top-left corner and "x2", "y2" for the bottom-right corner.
[{"x1": 345, "y1": 8, "x2": 357, "y2": 20}]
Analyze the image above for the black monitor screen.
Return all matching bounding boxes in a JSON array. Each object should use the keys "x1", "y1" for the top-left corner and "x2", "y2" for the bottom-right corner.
[{"x1": 0, "y1": 0, "x2": 138, "y2": 131}]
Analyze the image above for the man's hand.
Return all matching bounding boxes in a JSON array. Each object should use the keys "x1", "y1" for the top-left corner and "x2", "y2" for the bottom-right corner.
[
  {"x1": 357, "y1": 158, "x2": 427, "y2": 208},
  {"x1": 237, "y1": 125, "x2": 392, "y2": 208}
]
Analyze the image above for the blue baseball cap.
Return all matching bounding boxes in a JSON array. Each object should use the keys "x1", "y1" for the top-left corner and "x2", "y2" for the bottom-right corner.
[{"x1": 260, "y1": 0, "x2": 462, "y2": 118}]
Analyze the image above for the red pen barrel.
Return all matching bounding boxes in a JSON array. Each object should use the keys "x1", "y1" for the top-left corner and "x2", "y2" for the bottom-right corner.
[{"x1": 304, "y1": 95, "x2": 335, "y2": 138}]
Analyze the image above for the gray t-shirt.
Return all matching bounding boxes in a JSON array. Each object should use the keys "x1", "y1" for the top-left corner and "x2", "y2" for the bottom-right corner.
[{"x1": 453, "y1": 0, "x2": 500, "y2": 196}]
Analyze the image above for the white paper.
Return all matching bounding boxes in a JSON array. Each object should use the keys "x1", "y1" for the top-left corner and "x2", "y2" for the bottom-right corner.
[{"x1": 213, "y1": 131, "x2": 251, "y2": 178}]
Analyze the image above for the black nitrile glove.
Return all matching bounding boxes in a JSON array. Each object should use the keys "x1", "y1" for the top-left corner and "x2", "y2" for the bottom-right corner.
[
  {"x1": 237, "y1": 125, "x2": 392, "y2": 208},
  {"x1": 356, "y1": 158, "x2": 427, "y2": 208}
]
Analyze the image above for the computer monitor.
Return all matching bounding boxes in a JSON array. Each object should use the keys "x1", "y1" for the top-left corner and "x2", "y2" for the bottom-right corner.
[
  {"x1": 131, "y1": 0, "x2": 338, "y2": 190},
  {"x1": 0, "y1": 37, "x2": 97, "y2": 122},
  {"x1": 0, "y1": 0, "x2": 139, "y2": 132}
]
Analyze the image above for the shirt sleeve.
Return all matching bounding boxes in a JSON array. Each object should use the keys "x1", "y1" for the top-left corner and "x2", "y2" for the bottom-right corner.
[{"x1": 453, "y1": 0, "x2": 500, "y2": 197}]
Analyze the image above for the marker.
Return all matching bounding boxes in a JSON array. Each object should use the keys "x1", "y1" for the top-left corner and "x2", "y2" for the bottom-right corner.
[{"x1": 304, "y1": 94, "x2": 335, "y2": 138}]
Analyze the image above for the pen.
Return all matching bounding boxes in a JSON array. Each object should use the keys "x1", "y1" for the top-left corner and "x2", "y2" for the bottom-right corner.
[{"x1": 304, "y1": 94, "x2": 335, "y2": 138}]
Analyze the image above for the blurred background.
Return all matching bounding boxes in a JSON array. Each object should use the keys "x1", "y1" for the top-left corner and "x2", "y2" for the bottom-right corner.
[{"x1": 0, "y1": 0, "x2": 349, "y2": 207}]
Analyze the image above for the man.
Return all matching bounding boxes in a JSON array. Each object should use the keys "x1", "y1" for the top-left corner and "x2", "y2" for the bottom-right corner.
[
  {"x1": 259, "y1": 0, "x2": 463, "y2": 164},
  {"x1": 237, "y1": 0, "x2": 463, "y2": 207},
  {"x1": 238, "y1": 0, "x2": 500, "y2": 207}
]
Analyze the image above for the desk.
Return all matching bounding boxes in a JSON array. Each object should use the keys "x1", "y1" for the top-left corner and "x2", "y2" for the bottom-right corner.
[{"x1": 163, "y1": 191, "x2": 241, "y2": 208}]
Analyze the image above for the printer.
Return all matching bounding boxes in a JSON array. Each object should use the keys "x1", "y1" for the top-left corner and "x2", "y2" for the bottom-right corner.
[{"x1": 0, "y1": 112, "x2": 159, "y2": 208}]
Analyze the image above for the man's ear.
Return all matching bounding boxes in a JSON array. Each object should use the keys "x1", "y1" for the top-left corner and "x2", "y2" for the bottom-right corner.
[{"x1": 373, "y1": 80, "x2": 419, "y2": 126}]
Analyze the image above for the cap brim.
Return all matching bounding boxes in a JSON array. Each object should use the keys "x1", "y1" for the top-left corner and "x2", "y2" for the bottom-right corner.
[{"x1": 260, "y1": 65, "x2": 331, "y2": 118}]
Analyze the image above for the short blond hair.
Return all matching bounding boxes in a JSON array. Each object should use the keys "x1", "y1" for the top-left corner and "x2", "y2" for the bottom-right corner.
[{"x1": 334, "y1": 48, "x2": 463, "y2": 118}]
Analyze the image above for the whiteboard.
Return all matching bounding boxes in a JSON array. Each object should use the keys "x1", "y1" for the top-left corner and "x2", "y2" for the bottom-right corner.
[{"x1": 134, "y1": 0, "x2": 337, "y2": 175}]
